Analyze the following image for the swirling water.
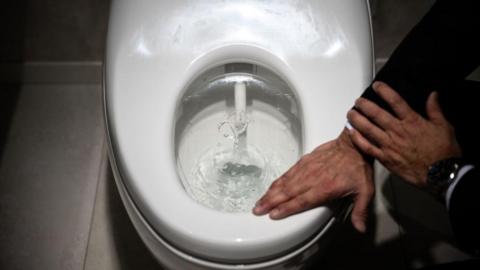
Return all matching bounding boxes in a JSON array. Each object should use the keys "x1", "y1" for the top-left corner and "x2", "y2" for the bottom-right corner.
[{"x1": 187, "y1": 112, "x2": 281, "y2": 212}]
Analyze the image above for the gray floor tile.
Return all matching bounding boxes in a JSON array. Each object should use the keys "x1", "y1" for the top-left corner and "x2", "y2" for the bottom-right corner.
[
  {"x1": 83, "y1": 164, "x2": 162, "y2": 270},
  {"x1": 0, "y1": 83, "x2": 105, "y2": 270}
]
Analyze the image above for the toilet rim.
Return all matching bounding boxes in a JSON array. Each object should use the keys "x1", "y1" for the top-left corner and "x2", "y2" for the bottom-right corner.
[
  {"x1": 109, "y1": 150, "x2": 344, "y2": 268},
  {"x1": 104, "y1": 44, "x2": 343, "y2": 262},
  {"x1": 107, "y1": 133, "x2": 341, "y2": 266}
]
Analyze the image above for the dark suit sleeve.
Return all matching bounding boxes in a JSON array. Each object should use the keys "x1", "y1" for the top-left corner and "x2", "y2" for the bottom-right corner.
[
  {"x1": 448, "y1": 167, "x2": 480, "y2": 256},
  {"x1": 358, "y1": 0, "x2": 480, "y2": 256},
  {"x1": 361, "y1": 0, "x2": 480, "y2": 117}
]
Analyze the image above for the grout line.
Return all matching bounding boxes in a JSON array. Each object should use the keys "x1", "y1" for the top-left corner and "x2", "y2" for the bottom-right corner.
[
  {"x1": 82, "y1": 137, "x2": 109, "y2": 270},
  {"x1": 82, "y1": 89, "x2": 109, "y2": 270}
]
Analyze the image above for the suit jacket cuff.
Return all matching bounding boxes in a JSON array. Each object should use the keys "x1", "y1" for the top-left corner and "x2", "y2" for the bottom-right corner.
[{"x1": 445, "y1": 164, "x2": 475, "y2": 210}]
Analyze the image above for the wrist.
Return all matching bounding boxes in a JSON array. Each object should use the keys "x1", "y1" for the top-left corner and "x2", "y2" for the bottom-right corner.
[{"x1": 338, "y1": 128, "x2": 374, "y2": 165}]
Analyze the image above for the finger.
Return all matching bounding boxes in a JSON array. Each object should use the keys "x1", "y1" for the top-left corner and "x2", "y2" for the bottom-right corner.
[
  {"x1": 256, "y1": 161, "x2": 297, "y2": 204},
  {"x1": 372, "y1": 81, "x2": 413, "y2": 119},
  {"x1": 253, "y1": 189, "x2": 290, "y2": 215},
  {"x1": 254, "y1": 177, "x2": 286, "y2": 213},
  {"x1": 254, "y1": 168, "x2": 306, "y2": 215},
  {"x1": 269, "y1": 188, "x2": 324, "y2": 219},
  {"x1": 354, "y1": 97, "x2": 397, "y2": 130},
  {"x1": 347, "y1": 109, "x2": 389, "y2": 146},
  {"x1": 351, "y1": 185, "x2": 374, "y2": 233},
  {"x1": 426, "y1": 91, "x2": 447, "y2": 123},
  {"x1": 349, "y1": 128, "x2": 385, "y2": 160}
]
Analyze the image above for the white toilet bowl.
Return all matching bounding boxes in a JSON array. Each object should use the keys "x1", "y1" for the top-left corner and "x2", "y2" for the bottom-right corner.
[{"x1": 104, "y1": 1, "x2": 374, "y2": 269}]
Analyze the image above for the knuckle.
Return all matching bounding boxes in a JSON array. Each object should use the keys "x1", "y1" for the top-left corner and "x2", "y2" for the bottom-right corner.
[
  {"x1": 275, "y1": 203, "x2": 291, "y2": 215},
  {"x1": 391, "y1": 95, "x2": 401, "y2": 106},
  {"x1": 295, "y1": 196, "x2": 310, "y2": 209},
  {"x1": 364, "y1": 144, "x2": 375, "y2": 155},
  {"x1": 368, "y1": 106, "x2": 380, "y2": 118},
  {"x1": 264, "y1": 194, "x2": 282, "y2": 208},
  {"x1": 282, "y1": 187, "x2": 296, "y2": 199},
  {"x1": 407, "y1": 114, "x2": 421, "y2": 124},
  {"x1": 270, "y1": 179, "x2": 283, "y2": 189}
]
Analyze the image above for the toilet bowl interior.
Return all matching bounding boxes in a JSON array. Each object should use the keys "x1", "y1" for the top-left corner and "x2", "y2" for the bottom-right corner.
[{"x1": 174, "y1": 62, "x2": 303, "y2": 213}]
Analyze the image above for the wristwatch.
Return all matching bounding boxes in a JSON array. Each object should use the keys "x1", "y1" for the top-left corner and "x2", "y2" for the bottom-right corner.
[{"x1": 426, "y1": 157, "x2": 464, "y2": 201}]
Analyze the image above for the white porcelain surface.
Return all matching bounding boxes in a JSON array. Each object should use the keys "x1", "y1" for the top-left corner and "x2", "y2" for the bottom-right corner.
[
  {"x1": 105, "y1": 0, "x2": 373, "y2": 263},
  {"x1": 109, "y1": 157, "x2": 340, "y2": 269}
]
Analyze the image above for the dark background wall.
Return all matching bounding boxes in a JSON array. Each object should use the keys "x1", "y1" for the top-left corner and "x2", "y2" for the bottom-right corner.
[{"x1": 1, "y1": 0, "x2": 110, "y2": 63}]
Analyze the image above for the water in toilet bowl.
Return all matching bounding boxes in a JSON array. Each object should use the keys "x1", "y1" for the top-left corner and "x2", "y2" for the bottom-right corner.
[
  {"x1": 176, "y1": 65, "x2": 301, "y2": 213},
  {"x1": 189, "y1": 106, "x2": 281, "y2": 212}
]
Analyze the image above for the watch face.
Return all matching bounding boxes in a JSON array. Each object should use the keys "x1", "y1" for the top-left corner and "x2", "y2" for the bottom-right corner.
[{"x1": 427, "y1": 158, "x2": 462, "y2": 196}]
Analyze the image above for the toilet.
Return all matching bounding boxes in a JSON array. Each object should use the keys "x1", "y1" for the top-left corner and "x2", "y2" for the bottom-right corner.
[{"x1": 104, "y1": 0, "x2": 374, "y2": 269}]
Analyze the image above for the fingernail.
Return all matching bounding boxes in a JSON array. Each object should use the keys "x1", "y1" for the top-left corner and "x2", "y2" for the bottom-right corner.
[
  {"x1": 270, "y1": 208, "x2": 280, "y2": 219},
  {"x1": 253, "y1": 205, "x2": 265, "y2": 215},
  {"x1": 372, "y1": 81, "x2": 379, "y2": 89},
  {"x1": 354, "y1": 221, "x2": 366, "y2": 233}
]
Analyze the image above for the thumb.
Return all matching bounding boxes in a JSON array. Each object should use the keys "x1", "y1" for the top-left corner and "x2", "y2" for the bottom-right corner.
[
  {"x1": 351, "y1": 188, "x2": 373, "y2": 233},
  {"x1": 426, "y1": 91, "x2": 447, "y2": 123}
]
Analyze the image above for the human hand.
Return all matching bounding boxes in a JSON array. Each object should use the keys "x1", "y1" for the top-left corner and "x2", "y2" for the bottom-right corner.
[
  {"x1": 347, "y1": 81, "x2": 462, "y2": 188},
  {"x1": 253, "y1": 129, "x2": 374, "y2": 233}
]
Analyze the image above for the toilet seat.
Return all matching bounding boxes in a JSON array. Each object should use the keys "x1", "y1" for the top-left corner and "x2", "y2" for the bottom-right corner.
[{"x1": 105, "y1": 0, "x2": 373, "y2": 263}]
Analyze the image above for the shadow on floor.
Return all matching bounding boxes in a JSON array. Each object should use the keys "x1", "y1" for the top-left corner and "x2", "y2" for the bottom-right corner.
[{"x1": 105, "y1": 167, "x2": 163, "y2": 270}]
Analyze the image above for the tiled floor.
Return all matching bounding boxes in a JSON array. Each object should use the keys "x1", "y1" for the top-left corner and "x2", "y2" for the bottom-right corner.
[
  {"x1": 0, "y1": 82, "x2": 105, "y2": 270},
  {"x1": 83, "y1": 163, "x2": 160, "y2": 270}
]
